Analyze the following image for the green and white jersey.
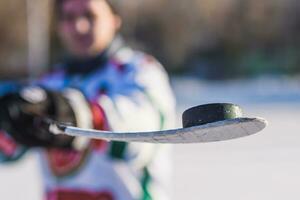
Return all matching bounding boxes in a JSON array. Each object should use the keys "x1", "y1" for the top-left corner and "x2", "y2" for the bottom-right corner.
[{"x1": 34, "y1": 40, "x2": 176, "y2": 200}]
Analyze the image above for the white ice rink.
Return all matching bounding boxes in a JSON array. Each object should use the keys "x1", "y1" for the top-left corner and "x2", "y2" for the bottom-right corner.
[{"x1": 1, "y1": 77, "x2": 300, "y2": 200}]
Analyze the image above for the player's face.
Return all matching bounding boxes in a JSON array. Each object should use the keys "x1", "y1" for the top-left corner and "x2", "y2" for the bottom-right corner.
[{"x1": 57, "y1": 0, "x2": 121, "y2": 58}]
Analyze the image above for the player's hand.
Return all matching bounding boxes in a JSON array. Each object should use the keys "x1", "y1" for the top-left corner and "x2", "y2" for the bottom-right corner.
[{"x1": 0, "y1": 86, "x2": 75, "y2": 148}]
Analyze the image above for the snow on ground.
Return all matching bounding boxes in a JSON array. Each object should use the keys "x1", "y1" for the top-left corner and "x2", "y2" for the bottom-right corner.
[
  {"x1": 172, "y1": 77, "x2": 300, "y2": 200},
  {"x1": 0, "y1": 77, "x2": 300, "y2": 200}
]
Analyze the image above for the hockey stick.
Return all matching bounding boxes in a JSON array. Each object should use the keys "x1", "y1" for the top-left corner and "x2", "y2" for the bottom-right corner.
[
  {"x1": 48, "y1": 117, "x2": 267, "y2": 143},
  {"x1": 45, "y1": 103, "x2": 267, "y2": 143}
]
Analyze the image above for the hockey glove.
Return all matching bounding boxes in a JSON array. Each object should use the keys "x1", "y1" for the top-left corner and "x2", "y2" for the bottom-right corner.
[{"x1": 0, "y1": 86, "x2": 76, "y2": 148}]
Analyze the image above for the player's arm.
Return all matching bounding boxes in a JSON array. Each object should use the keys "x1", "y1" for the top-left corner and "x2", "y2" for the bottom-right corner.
[{"x1": 0, "y1": 82, "x2": 28, "y2": 163}]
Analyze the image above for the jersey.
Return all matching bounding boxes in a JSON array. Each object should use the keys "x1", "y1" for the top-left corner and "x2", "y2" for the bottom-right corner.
[{"x1": 0, "y1": 37, "x2": 176, "y2": 200}]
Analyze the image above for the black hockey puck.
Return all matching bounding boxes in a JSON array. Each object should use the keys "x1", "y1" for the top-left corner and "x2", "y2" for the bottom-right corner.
[{"x1": 182, "y1": 103, "x2": 243, "y2": 128}]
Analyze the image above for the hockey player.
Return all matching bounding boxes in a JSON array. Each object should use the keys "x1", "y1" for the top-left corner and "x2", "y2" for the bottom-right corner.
[{"x1": 0, "y1": 0, "x2": 175, "y2": 199}]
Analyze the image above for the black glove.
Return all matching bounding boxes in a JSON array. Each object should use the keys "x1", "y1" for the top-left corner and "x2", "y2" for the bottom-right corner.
[{"x1": 0, "y1": 86, "x2": 76, "y2": 148}]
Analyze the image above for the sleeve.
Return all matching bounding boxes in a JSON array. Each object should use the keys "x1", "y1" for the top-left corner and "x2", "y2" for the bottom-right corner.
[
  {"x1": 0, "y1": 81, "x2": 21, "y2": 96},
  {"x1": 0, "y1": 130, "x2": 27, "y2": 163}
]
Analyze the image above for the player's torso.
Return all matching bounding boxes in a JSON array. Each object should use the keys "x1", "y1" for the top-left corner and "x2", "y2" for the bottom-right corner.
[
  {"x1": 39, "y1": 145, "x2": 139, "y2": 200},
  {"x1": 38, "y1": 48, "x2": 146, "y2": 200}
]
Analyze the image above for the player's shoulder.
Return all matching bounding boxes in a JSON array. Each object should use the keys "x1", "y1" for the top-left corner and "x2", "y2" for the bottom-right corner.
[{"x1": 113, "y1": 47, "x2": 167, "y2": 75}]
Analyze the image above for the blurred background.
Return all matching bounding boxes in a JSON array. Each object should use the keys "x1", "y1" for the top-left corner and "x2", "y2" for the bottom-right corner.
[
  {"x1": 0, "y1": 0, "x2": 300, "y2": 199},
  {"x1": 2, "y1": 0, "x2": 300, "y2": 78}
]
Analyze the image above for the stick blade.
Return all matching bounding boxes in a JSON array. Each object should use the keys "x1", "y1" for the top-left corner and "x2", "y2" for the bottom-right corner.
[{"x1": 51, "y1": 117, "x2": 267, "y2": 144}]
